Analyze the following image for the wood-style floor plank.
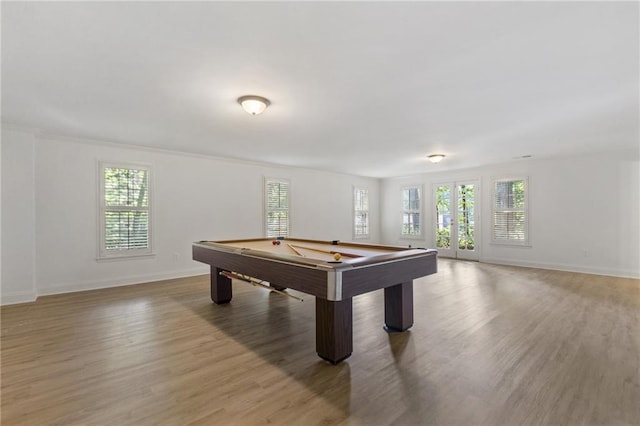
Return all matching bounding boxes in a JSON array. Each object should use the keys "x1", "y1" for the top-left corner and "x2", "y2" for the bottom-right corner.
[{"x1": 1, "y1": 259, "x2": 638, "y2": 425}]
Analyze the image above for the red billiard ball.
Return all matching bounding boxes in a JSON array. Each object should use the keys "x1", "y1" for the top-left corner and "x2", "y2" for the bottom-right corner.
[{"x1": 272, "y1": 240, "x2": 277, "y2": 245}]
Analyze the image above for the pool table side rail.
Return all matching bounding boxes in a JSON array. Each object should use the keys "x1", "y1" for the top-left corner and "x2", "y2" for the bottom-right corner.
[
  {"x1": 208, "y1": 238, "x2": 421, "y2": 252},
  {"x1": 192, "y1": 244, "x2": 331, "y2": 298},
  {"x1": 194, "y1": 241, "x2": 333, "y2": 268},
  {"x1": 346, "y1": 248, "x2": 437, "y2": 268},
  {"x1": 342, "y1": 251, "x2": 438, "y2": 299}
]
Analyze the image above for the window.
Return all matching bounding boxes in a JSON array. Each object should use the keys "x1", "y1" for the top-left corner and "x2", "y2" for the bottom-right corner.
[
  {"x1": 401, "y1": 186, "x2": 422, "y2": 236},
  {"x1": 99, "y1": 163, "x2": 151, "y2": 258},
  {"x1": 353, "y1": 187, "x2": 369, "y2": 238},
  {"x1": 435, "y1": 185, "x2": 452, "y2": 249},
  {"x1": 492, "y1": 177, "x2": 528, "y2": 245},
  {"x1": 265, "y1": 178, "x2": 290, "y2": 237}
]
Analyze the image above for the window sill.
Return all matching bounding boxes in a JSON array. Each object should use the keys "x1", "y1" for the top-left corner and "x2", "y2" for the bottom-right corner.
[
  {"x1": 399, "y1": 235, "x2": 423, "y2": 240},
  {"x1": 97, "y1": 253, "x2": 156, "y2": 262},
  {"x1": 490, "y1": 242, "x2": 531, "y2": 248}
]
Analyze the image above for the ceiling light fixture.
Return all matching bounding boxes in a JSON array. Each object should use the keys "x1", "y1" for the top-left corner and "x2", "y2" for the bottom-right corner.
[
  {"x1": 238, "y1": 95, "x2": 270, "y2": 115},
  {"x1": 428, "y1": 154, "x2": 446, "y2": 163}
]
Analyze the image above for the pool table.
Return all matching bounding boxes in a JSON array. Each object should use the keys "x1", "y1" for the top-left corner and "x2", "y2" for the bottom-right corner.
[{"x1": 192, "y1": 237, "x2": 437, "y2": 364}]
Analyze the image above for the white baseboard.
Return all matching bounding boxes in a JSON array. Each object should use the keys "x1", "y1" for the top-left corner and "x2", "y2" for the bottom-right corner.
[
  {"x1": 36, "y1": 267, "x2": 210, "y2": 298},
  {"x1": 481, "y1": 257, "x2": 640, "y2": 279},
  {"x1": 1, "y1": 290, "x2": 38, "y2": 306},
  {"x1": 4, "y1": 260, "x2": 636, "y2": 307}
]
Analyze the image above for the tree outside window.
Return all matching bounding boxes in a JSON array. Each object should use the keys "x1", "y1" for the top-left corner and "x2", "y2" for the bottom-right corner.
[
  {"x1": 265, "y1": 178, "x2": 290, "y2": 237},
  {"x1": 493, "y1": 178, "x2": 528, "y2": 244},
  {"x1": 100, "y1": 164, "x2": 151, "y2": 258}
]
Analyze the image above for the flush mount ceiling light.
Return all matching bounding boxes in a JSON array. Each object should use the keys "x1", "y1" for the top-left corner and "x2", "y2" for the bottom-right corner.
[
  {"x1": 428, "y1": 154, "x2": 446, "y2": 163},
  {"x1": 238, "y1": 95, "x2": 270, "y2": 115}
]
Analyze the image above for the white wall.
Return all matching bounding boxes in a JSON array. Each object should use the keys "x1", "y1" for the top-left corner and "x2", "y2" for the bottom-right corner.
[
  {"x1": 1, "y1": 128, "x2": 380, "y2": 304},
  {"x1": 381, "y1": 151, "x2": 640, "y2": 278},
  {"x1": 3, "y1": 125, "x2": 637, "y2": 306},
  {"x1": 1, "y1": 128, "x2": 2, "y2": 302},
  {"x1": 1, "y1": 128, "x2": 38, "y2": 303}
]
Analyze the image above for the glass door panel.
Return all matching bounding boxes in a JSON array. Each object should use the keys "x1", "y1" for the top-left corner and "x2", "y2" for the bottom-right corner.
[
  {"x1": 434, "y1": 181, "x2": 479, "y2": 260},
  {"x1": 435, "y1": 184, "x2": 454, "y2": 258},
  {"x1": 456, "y1": 183, "x2": 477, "y2": 260}
]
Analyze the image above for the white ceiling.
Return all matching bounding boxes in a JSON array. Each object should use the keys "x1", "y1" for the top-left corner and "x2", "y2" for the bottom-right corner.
[{"x1": 2, "y1": 1, "x2": 638, "y2": 178}]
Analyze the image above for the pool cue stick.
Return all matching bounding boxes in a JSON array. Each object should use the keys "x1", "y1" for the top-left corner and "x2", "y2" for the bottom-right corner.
[
  {"x1": 287, "y1": 243, "x2": 305, "y2": 257},
  {"x1": 288, "y1": 244, "x2": 362, "y2": 258},
  {"x1": 219, "y1": 271, "x2": 303, "y2": 302}
]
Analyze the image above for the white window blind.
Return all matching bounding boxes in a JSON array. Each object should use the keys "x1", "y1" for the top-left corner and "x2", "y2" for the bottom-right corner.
[
  {"x1": 402, "y1": 186, "x2": 421, "y2": 236},
  {"x1": 492, "y1": 178, "x2": 528, "y2": 244},
  {"x1": 354, "y1": 187, "x2": 369, "y2": 238},
  {"x1": 99, "y1": 163, "x2": 151, "y2": 258},
  {"x1": 265, "y1": 178, "x2": 290, "y2": 237}
]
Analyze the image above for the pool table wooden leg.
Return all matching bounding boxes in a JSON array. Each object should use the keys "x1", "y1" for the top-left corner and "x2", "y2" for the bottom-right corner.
[
  {"x1": 316, "y1": 298, "x2": 353, "y2": 364},
  {"x1": 211, "y1": 267, "x2": 232, "y2": 304},
  {"x1": 384, "y1": 281, "x2": 414, "y2": 332}
]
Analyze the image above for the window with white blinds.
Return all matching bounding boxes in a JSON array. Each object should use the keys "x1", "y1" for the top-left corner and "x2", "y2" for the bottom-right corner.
[
  {"x1": 353, "y1": 187, "x2": 369, "y2": 238},
  {"x1": 265, "y1": 178, "x2": 290, "y2": 237},
  {"x1": 401, "y1": 186, "x2": 422, "y2": 237},
  {"x1": 492, "y1": 177, "x2": 528, "y2": 245},
  {"x1": 99, "y1": 163, "x2": 152, "y2": 258}
]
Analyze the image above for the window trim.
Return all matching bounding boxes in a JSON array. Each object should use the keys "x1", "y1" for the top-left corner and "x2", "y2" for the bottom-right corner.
[
  {"x1": 97, "y1": 161, "x2": 154, "y2": 260},
  {"x1": 264, "y1": 177, "x2": 291, "y2": 238},
  {"x1": 400, "y1": 184, "x2": 423, "y2": 239},
  {"x1": 433, "y1": 182, "x2": 454, "y2": 252},
  {"x1": 491, "y1": 176, "x2": 530, "y2": 246},
  {"x1": 353, "y1": 186, "x2": 370, "y2": 240}
]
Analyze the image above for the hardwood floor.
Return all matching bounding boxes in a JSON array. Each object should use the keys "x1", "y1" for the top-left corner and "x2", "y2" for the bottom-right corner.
[{"x1": 1, "y1": 259, "x2": 638, "y2": 425}]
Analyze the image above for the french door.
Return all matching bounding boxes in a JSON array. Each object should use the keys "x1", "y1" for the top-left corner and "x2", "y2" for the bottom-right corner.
[{"x1": 434, "y1": 181, "x2": 479, "y2": 260}]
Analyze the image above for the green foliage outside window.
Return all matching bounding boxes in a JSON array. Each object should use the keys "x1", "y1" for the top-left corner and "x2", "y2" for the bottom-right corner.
[
  {"x1": 265, "y1": 179, "x2": 289, "y2": 237},
  {"x1": 435, "y1": 185, "x2": 451, "y2": 249},
  {"x1": 104, "y1": 167, "x2": 149, "y2": 251},
  {"x1": 457, "y1": 185, "x2": 474, "y2": 250},
  {"x1": 494, "y1": 179, "x2": 527, "y2": 242},
  {"x1": 435, "y1": 184, "x2": 475, "y2": 250}
]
